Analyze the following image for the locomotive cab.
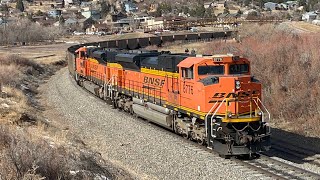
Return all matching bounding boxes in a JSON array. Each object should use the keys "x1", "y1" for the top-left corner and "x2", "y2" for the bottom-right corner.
[{"x1": 178, "y1": 54, "x2": 271, "y2": 155}]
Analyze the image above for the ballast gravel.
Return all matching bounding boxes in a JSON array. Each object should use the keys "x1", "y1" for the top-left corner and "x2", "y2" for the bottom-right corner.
[{"x1": 43, "y1": 68, "x2": 277, "y2": 180}]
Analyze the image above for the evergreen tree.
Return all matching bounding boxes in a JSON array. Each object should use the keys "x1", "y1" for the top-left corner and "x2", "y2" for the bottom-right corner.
[
  {"x1": 16, "y1": 0, "x2": 24, "y2": 12},
  {"x1": 100, "y1": 1, "x2": 110, "y2": 18},
  {"x1": 0, "y1": 4, "x2": 9, "y2": 12},
  {"x1": 204, "y1": 8, "x2": 215, "y2": 18},
  {"x1": 223, "y1": 7, "x2": 230, "y2": 14},
  {"x1": 120, "y1": 3, "x2": 126, "y2": 12},
  {"x1": 195, "y1": 4, "x2": 205, "y2": 17},
  {"x1": 182, "y1": 6, "x2": 190, "y2": 14},
  {"x1": 155, "y1": 3, "x2": 172, "y2": 17},
  {"x1": 59, "y1": 16, "x2": 65, "y2": 25},
  {"x1": 155, "y1": 6, "x2": 162, "y2": 17}
]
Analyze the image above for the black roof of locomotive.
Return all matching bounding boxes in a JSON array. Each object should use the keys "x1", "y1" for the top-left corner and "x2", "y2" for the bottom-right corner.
[{"x1": 88, "y1": 47, "x2": 192, "y2": 72}]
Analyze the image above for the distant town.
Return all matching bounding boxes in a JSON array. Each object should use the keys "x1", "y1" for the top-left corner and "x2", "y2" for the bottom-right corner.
[{"x1": 0, "y1": 0, "x2": 319, "y2": 41}]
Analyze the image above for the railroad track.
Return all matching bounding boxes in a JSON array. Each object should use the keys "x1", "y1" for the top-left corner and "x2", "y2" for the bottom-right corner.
[
  {"x1": 123, "y1": 109, "x2": 320, "y2": 180},
  {"x1": 242, "y1": 155, "x2": 320, "y2": 180},
  {"x1": 267, "y1": 138, "x2": 320, "y2": 168}
]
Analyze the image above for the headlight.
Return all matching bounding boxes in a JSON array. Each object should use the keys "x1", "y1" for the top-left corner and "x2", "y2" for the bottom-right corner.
[
  {"x1": 258, "y1": 111, "x2": 263, "y2": 116},
  {"x1": 228, "y1": 112, "x2": 232, "y2": 118},
  {"x1": 235, "y1": 80, "x2": 241, "y2": 90}
]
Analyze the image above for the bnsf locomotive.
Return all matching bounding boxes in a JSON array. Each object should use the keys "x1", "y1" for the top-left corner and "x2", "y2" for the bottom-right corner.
[{"x1": 73, "y1": 46, "x2": 270, "y2": 156}]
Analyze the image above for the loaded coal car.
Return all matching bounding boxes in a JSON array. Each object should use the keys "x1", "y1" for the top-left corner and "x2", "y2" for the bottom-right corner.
[{"x1": 73, "y1": 46, "x2": 271, "y2": 157}]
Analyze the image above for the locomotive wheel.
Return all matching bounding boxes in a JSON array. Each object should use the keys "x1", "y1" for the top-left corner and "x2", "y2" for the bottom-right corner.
[
  {"x1": 190, "y1": 132, "x2": 196, "y2": 141},
  {"x1": 182, "y1": 132, "x2": 189, "y2": 139},
  {"x1": 197, "y1": 138, "x2": 204, "y2": 145}
]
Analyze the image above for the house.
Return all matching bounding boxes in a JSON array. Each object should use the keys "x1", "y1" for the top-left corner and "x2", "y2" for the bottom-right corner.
[
  {"x1": 133, "y1": 13, "x2": 152, "y2": 23},
  {"x1": 65, "y1": 0, "x2": 73, "y2": 5},
  {"x1": 104, "y1": 12, "x2": 127, "y2": 23},
  {"x1": 278, "y1": 3, "x2": 288, "y2": 10},
  {"x1": 264, "y1": 2, "x2": 278, "y2": 10},
  {"x1": 81, "y1": 9, "x2": 101, "y2": 20},
  {"x1": 124, "y1": 1, "x2": 138, "y2": 12},
  {"x1": 204, "y1": 2, "x2": 214, "y2": 9},
  {"x1": 116, "y1": 17, "x2": 139, "y2": 26},
  {"x1": 144, "y1": 17, "x2": 164, "y2": 30},
  {"x1": 80, "y1": 1, "x2": 92, "y2": 7},
  {"x1": 87, "y1": 23, "x2": 109, "y2": 33},
  {"x1": 47, "y1": 9, "x2": 62, "y2": 18},
  {"x1": 217, "y1": 13, "x2": 238, "y2": 22},
  {"x1": 0, "y1": 0, "x2": 11, "y2": 3},
  {"x1": 78, "y1": 17, "x2": 97, "y2": 30},
  {"x1": 64, "y1": 17, "x2": 77, "y2": 26},
  {"x1": 286, "y1": 1, "x2": 298, "y2": 10},
  {"x1": 32, "y1": 15, "x2": 47, "y2": 22},
  {"x1": 302, "y1": 12, "x2": 318, "y2": 22},
  {"x1": 212, "y1": 1, "x2": 225, "y2": 9}
]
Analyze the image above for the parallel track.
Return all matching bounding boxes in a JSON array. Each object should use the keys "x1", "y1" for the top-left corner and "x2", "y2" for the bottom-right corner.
[{"x1": 268, "y1": 139, "x2": 320, "y2": 168}]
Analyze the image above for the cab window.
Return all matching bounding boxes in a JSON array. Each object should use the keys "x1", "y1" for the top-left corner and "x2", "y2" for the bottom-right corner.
[
  {"x1": 229, "y1": 64, "x2": 249, "y2": 74},
  {"x1": 78, "y1": 51, "x2": 85, "y2": 59},
  {"x1": 198, "y1": 65, "x2": 224, "y2": 75},
  {"x1": 80, "y1": 51, "x2": 86, "y2": 58},
  {"x1": 182, "y1": 67, "x2": 194, "y2": 79}
]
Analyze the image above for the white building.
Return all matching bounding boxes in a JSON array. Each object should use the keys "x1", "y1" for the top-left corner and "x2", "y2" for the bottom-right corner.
[{"x1": 302, "y1": 12, "x2": 318, "y2": 22}]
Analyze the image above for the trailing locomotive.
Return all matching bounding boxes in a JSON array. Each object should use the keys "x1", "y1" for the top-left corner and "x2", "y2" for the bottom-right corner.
[{"x1": 72, "y1": 46, "x2": 271, "y2": 156}]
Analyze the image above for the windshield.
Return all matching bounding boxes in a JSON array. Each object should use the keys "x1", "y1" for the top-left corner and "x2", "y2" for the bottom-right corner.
[
  {"x1": 198, "y1": 65, "x2": 224, "y2": 75},
  {"x1": 229, "y1": 64, "x2": 249, "y2": 74}
]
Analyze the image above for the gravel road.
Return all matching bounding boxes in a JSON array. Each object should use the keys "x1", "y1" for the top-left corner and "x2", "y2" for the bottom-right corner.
[{"x1": 43, "y1": 68, "x2": 274, "y2": 180}]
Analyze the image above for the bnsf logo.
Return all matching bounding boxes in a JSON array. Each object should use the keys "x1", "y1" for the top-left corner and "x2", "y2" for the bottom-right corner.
[
  {"x1": 212, "y1": 90, "x2": 260, "y2": 99},
  {"x1": 143, "y1": 77, "x2": 165, "y2": 87}
]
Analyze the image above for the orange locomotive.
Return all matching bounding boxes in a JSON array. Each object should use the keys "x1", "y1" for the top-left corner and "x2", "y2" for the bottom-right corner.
[{"x1": 74, "y1": 46, "x2": 271, "y2": 156}]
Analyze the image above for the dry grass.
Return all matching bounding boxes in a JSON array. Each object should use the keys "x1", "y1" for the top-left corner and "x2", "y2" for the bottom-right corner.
[
  {"x1": 0, "y1": 55, "x2": 114, "y2": 179},
  {"x1": 0, "y1": 87, "x2": 27, "y2": 124},
  {"x1": 0, "y1": 124, "x2": 112, "y2": 179},
  {"x1": 289, "y1": 21, "x2": 320, "y2": 33}
]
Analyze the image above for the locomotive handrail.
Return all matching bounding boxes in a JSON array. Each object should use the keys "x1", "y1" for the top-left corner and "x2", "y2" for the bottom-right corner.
[
  {"x1": 205, "y1": 100, "x2": 222, "y2": 137},
  {"x1": 204, "y1": 98, "x2": 227, "y2": 138},
  {"x1": 253, "y1": 97, "x2": 271, "y2": 123},
  {"x1": 210, "y1": 98, "x2": 227, "y2": 138},
  {"x1": 103, "y1": 76, "x2": 114, "y2": 99}
]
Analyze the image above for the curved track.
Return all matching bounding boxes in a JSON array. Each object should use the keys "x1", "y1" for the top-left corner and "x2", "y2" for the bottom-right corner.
[{"x1": 64, "y1": 30, "x2": 320, "y2": 179}]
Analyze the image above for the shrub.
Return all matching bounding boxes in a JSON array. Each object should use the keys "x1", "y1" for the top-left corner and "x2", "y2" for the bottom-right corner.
[
  {"x1": 0, "y1": 125, "x2": 111, "y2": 179},
  {"x1": 0, "y1": 19, "x2": 66, "y2": 45}
]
